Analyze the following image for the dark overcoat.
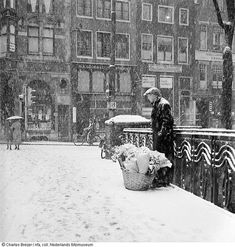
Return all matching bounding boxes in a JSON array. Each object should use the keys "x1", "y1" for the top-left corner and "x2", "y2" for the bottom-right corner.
[{"x1": 151, "y1": 97, "x2": 174, "y2": 162}]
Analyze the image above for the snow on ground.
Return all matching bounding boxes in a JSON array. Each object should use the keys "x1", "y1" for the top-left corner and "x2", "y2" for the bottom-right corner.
[{"x1": 0, "y1": 143, "x2": 235, "y2": 242}]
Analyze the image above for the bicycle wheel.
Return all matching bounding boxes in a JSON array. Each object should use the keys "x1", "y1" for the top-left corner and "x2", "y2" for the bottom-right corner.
[
  {"x1": 74, "y1": 134, "x2": 86, "y2": 146},
  {"x1": 101, "y1": 146, "x2": 106, "y2": 159},
  {"x1": 73, "y1": 134, "x2": 79, "y2": 146},
  {"x1": 87, "y1": 132, "x2": 93, "y2": 145}
]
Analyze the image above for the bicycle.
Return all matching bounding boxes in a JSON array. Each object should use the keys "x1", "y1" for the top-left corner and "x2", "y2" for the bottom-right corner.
[
  {"x1": 73, "y1": 129, "x2": 101, "y2": 146},
  {"x1": 100, "y1": 139, "x2": 115, "y2": 160},
  {"x1": 100, "y1": 134, "x2": 124, "y2": 160}
]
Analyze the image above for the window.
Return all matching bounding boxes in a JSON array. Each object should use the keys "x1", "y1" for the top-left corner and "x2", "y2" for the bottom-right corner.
[
  {"x1": 28, "y1": 26, "x2": 39, "y2": 54},
  {"x1": 116, "y1": 1, "x2": 129, "y2": 21},
  {"x1": 179, "y1": 77, "x2": 191, "y2": 90},
  {"x1": 0, "y1": 24, "x2": 7, "y2": 56},
  {"x1": 120, "y1": 72, "x2": 131, "y2": 92},
  {"x1": 179, "y1": 8, "x2": 189, "y2": 25},
  {"x1": 77, "y1": 0, "x2": 92, "y2": 17},
  {"x1": 233, "y1": 71, "x2": 235, "y2": 90},
  {"x1": 218, "y1": 0, "x2": 223, "y2": 11},
  {"x1": 116, "y1": 33, "x2": 129, "y2": 60},
  {"x1": 43, "y1": 27, "x2": 54, "y2": 55},
  {"x1": 200, "y1": 25, "x2": 207, "y2": 50},
  {"x1": 212, "y1": 64, "x2": 222, "y2": 89},
  {"x1": 9, "y1": 24, "x2": 16, "y2": 52},
  {"x1": 178, "y1": 37, "x2": 188, "y2": 64},
  {"x1": 3, "y1": 0, "x2": 6, "y2": 7},
  {"x1": 97, "y1": 32, "x2": 110, "y2": 58},
  {"x1": 78, "y1": 70, "x2": 90, "y2": 92},
  {"x1": 77, "y1": 30, "x2": 92, "y2": 57},
  {"x1": 42, "y1": 0, "x2": 54, "y2": 14},
  {"x1": 157, "y1": 36, "x2": 173, "y2": 63},
  {"x1": 199, "y1": 64, "x2": 207, "y2": 89},
  {"x1": 97, "y1": 0, "x2": 111, "y2": 19},
  {"x1": 158, "y1": 5, "x2": 174, "y2": 24},
  {"x1": 212, "y1": 26, "x2": 224, "y2": 51},
  {"x1": 141, "y1": 34, "x2": 153, "y2": 62},
  {"x1": 9, "y1": 0, "x2": 16, "y2": 8},
  {"x1": 142, "y1": 3, "x2": 152, "y2": 21},
  {"x1": 92, "y1": 71, "x2": 105, "y2": 92},
  {"x1": 232, "y1": 35, "x2": 235, "y2": 53},
  {"x1": 27, "y1": 0, "x2": 39, "y2": 13}
]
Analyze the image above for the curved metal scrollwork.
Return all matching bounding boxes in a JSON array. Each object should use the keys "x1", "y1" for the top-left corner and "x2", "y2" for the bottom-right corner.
[{"x1": 122, "y1": 127, "x2": 235, "y2": 213}]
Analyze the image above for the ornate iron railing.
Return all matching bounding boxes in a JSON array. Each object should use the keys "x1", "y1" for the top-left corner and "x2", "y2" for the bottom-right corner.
[{"x1": 123, "y1": 127, "x2": 235, "y2": 213}]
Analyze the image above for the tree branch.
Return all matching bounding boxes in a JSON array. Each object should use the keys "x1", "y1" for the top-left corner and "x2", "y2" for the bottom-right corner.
[
  {"x1": 212, "y1": 0, "x2": 224, "y2": 29},
  {"x1": 226, "y1": 0, "x2": 235, "y2": 23}
]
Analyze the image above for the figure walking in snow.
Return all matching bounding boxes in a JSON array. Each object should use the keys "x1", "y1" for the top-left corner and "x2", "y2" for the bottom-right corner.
[
  {"x1": 144, "y1": 87, "x2": 174, "y2": 186},
  {"x1": 5, "y1": 119, "x2": 13, "y2": 150},
  {"x1": 11, "y1": 120, "x2": 22, "y2": 150}
]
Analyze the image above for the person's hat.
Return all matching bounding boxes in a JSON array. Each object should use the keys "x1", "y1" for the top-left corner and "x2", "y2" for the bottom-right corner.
[{"x1": 143, "y1": 87, "x2": 162, "y2": 97}]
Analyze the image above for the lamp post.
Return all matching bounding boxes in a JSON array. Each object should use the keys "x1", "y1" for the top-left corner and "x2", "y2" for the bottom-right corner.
[{"x1": 107, "y1": 0, "x2": 116, "y2": 119}]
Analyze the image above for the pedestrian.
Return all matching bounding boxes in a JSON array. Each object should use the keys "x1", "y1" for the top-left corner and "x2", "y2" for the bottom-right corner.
[
  {"x1": 5, "y1": 119, "x2": 13, "y2": 150},
  {"x1": 144, "y1": 87, "x2": 174, "y2": 186},
  {"x1": 11, "y1": 120, "x2": 22, "y2": 150}
]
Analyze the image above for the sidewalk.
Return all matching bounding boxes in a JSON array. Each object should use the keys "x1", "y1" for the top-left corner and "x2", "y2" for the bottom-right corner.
[{"x1": 1, "y1": 144, "x2": 235, "y2": 242}]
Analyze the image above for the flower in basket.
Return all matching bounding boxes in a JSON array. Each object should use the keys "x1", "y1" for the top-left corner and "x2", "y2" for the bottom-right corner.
[{"x1": 112, "y1": 144, "x2": 172, "y2": 175}]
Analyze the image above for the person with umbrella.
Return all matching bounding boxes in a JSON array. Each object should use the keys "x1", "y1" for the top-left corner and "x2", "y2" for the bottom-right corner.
[{"x1": 7, "y1": 116, "x2": 23, "y2": 150}]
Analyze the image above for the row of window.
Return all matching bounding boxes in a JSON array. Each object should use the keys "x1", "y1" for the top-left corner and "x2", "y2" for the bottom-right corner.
[
  {"x1": 77, "y1": 70, "x2": 131, "y2": 93},
  {"x1": 0, "y1": 0, "x2": 54, "y2": 13},
  {"x1": 76, "y1": 0, "x2": 189, "y2": 25},
  {"x1": 199, "y1": 64, "x2": 235, "y2": 90},
  {"x1": 77, "y1": 0, "x2": 130, "y2": 21},
  {"x1": 77, "y1": 30, "x2": 130, "y2": 60},
  {"x1": 142, "y1": 3, "x2": 189, "y2": 25},
  {"x1": 0, "y1": 24, "x2": 54, "y2": 56},
  {"x1": 0, "y1": 0, "x2": 16, "y2": 9},
  {"x1": 200, "y1": 24, "x2": 235, "y2": 52},
  {"x1": 77, "y1": 30, "x2": 189, "y2": 64}
]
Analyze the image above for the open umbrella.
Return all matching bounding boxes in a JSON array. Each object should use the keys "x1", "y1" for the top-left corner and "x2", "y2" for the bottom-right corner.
[{"x1": 6, "y1": 116, "x2": 23, "y2": 120}]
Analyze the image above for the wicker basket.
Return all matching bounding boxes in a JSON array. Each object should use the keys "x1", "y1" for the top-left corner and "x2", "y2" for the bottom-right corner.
[{"x1": 118, "y1": 159, "x2": 155, "y2": 191}]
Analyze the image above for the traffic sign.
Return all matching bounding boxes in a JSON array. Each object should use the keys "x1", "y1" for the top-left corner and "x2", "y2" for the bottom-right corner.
[{"x1": 107, "y1": 101, "x2": 116, "y2": 109}]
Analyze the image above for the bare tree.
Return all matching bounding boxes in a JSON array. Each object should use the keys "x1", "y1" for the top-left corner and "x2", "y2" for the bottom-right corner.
[{"x1": 212, "y1": 0, "x2": 235, "y2": 129}]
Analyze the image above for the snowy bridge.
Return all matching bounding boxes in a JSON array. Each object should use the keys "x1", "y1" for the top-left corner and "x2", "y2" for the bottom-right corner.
[{"x1": 1, "y1": 142, "x2": 235, "y2": 242}]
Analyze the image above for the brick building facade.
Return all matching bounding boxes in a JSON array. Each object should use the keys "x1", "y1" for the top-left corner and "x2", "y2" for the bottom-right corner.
[
  {"x1": 194, "y1": 0, "x2": 235, "y2": 128},
  {"x1": 136, "y1": 0, "x2": 197, "y2": 126},
  {"x1": 0, "y1": 0, "x2": 72, "y2": 141}
]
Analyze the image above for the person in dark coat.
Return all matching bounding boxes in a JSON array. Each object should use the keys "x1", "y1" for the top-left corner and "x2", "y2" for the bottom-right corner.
[
  {"x1": 5, "y1": 120, "x2": 13, "y2": 150},
  {"x1": 144, "y1": 87, "x2": 174, "y2": 186}
]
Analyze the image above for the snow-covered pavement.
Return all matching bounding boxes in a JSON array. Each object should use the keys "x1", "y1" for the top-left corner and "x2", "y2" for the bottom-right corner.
[{"x1": 1, "y1": 143, "x2": 235, "y2": 242}]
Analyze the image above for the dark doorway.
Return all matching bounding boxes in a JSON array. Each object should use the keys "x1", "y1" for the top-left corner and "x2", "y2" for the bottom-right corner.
[{"x1": 58, "y1": 105, "x2": 69, "y2": 140}]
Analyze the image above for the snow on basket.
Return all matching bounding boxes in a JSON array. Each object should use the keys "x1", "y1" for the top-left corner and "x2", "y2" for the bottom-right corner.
[{"x1": 105, "y1": 115, "x2": 151, "y2": 125}]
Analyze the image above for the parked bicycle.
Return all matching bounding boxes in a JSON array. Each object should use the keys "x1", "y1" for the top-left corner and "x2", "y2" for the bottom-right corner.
[
  {"x1": 73, "y1": 129, "x2": 101, "y2": 146},
  {"x1": 99, "y1": 134, "x2": 124, "y2": 160},
  {"x1": 99, "y1": 138, "x2": 116, "y2": 160}
]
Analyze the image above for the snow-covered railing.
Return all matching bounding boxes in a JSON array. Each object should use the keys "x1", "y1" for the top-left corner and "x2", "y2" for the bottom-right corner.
[{"x1": 122, "y1": 127, "x2": 235, "y2": 213}]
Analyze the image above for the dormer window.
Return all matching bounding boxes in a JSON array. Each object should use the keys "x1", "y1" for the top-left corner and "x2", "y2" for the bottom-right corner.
[
  {"x1": 9, "y1": 24, "x2": 16, "y2": 52},
  {"x1": 0, "y1": 22, "x2": 16, "y2": 56},
  {"x1": 10, "y1": 0, "x2": 16, "y2": 8},
  {"x1": 0, "y1": 24, "x2": 7, "y2": 56},
  {"x1": 27, "y1": 0, "x2": 39, "y2": 13},
  {"x1": 42, "y1": 0, "x2": 54, "y2": 14},
  {"x1": 2, "y1": 0, "x2": 16, "y2": 8}
]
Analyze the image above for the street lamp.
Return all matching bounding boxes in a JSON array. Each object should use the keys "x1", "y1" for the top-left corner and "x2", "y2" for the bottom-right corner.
[{"x1": 107, "y1": 0, "x2": 116, "y2": 119}]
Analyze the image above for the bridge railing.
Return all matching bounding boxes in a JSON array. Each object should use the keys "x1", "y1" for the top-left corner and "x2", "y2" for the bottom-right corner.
[{"x1": 122, "y1": 127, "x2": 235, "y2": 213}]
